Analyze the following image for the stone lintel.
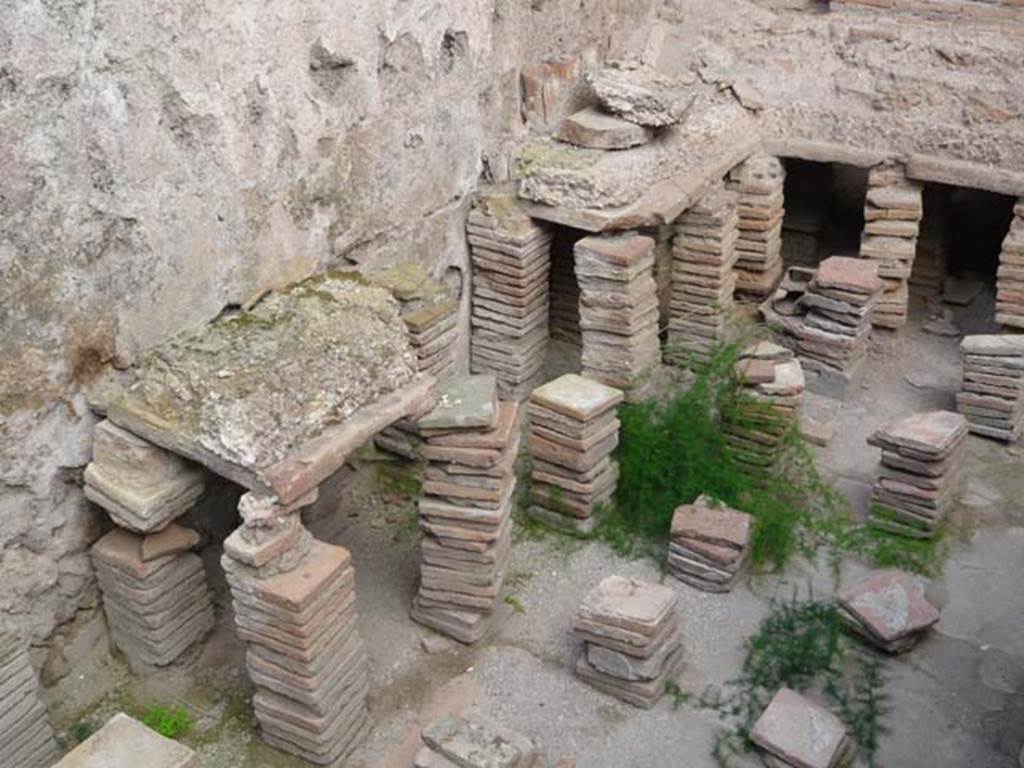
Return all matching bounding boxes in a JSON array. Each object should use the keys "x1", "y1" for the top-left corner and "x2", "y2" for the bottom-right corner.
[
  {"x1": 526, "y1": 137, "x2": 759, "y2": 233},
  {"x1": 905, "y1": 154, "x2": 1024, "y2": 198},
  {"x1": 111, "y1": 375, "x2": 438, "y2": 506},
  {"x1": 763, "y1": 138, "x2": 895, "y2": 169}
]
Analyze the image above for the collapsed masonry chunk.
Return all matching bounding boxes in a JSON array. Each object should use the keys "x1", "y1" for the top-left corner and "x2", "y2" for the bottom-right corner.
[
  {"x1": 0, "y1": 633, "x2": 59, "y2": 768},
  {"x1": 84, "y1": 420, "x2": 205, "y2": 533},
  {"x1": 572, "y1": 576, "x2": 683, "y2": 709},
  {"x1": 586, "y1": 61, "x2": 692, "y2": 127},
  {"x1": 53, "y1": 712, "x2": 196, "y2": 768},
  {"x1": 556, "y1": 107, "x2": 655, "y2": 150},
  {"x1": 750, "y1": 688, "x2": 852, "y2": 768},
  {"x1": 416, "y1": 712, "x2": 539, "y2": 767},
  {"x1": 91, "y1": 528, "x2": 213, "y2": 672}
]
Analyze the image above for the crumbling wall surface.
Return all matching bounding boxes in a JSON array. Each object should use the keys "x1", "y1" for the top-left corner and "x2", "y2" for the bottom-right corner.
[{"x1": 0, "y1": 0, "x2": 656, "y2": 651}]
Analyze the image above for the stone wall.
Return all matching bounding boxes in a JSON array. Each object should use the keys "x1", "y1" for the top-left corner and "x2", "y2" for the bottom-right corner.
[
  {"x1": 0, "y1": 0, "x2": 656, "y2": 653},
  {"x1": 832, "y1": 0, "x2": 1024, "y2": 22}
]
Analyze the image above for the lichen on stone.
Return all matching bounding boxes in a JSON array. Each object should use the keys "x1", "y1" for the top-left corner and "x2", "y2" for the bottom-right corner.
[{"x1": 117, "y1": 273, "x2": 418, "y2": 470}]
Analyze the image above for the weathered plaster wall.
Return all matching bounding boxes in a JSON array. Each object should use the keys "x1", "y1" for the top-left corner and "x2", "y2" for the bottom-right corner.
[{"x1": 0, "y1": 0, "x2": 656, "y2": 652}]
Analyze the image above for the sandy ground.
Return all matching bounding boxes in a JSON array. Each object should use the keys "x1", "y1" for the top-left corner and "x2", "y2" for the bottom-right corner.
[{"x1": 45, "y1": 288, "x2": 1024, "y2": 768}]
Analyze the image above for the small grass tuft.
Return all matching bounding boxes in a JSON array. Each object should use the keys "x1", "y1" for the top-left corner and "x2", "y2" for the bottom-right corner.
[
  {"x1": 140, "y1": 704, "x2": 195, "y2": 740},
  {"x1": 69, "y1": 720, "x2": 98, "y2": 744}
]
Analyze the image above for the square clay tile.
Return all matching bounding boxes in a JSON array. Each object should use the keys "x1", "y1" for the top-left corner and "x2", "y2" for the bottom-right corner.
[
  {"x1": 837, "y1": 569, "x2": 940, "y2": 643},
  {"x1": 750, "y1": 688, "x2": 848, "y2": 768},
  {"x1": 870, "y1": 410, "x2": 968, "y2": 457},
  {"x1": 529, "y1": 374, "x2": 624, "y2": 422},
  {"x1": 670, "y1": 495, "x2": 752, "y2": 550},
  {"x1": 577, "y1": 575, "x2": 677, "y2": 636},
  {"x1": 813, "y1": 256, "x2": 882, "y2": 296}
]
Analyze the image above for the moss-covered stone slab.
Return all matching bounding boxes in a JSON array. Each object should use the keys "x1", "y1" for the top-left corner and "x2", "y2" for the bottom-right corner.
[{"x1": 108, "y1": 273, "x2": 437, "y2": 503}]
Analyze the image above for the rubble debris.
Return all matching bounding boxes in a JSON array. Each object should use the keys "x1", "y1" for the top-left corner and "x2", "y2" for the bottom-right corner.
[
  {"x1": 222, "y1": 538, "x2": 371, "y2": 764},
  {"x1": 837, "y1": 570, "x2": 940, "y2": 653},
  {"x1": 572, "y1": 576, "x2": 683, "y2": 709},
  {"x1": 416, "y1": 712, "x2": 538, "y2": 767},
  {"x1": 586, "y1": 61, "x2": 693, "y2": 127},
  {"x1": 556, "y1": 107, "x2": 654, "y2": 150},
  {"x1": 0, "y1": 633, "x2": 59, "y2": 768},
  {"x1": 468, "y1": 193, "x2": 552, "y2": 400},
  {"x1": 526, "y1": 374, "x2": 622, "y2": 534},
  {"x1": 666, "y1": 187, "x2": 739, "y2": 366},
  {"x1": 53, "y1": 712, "x2": 196, "y2": 768},
  {"x1": 668, "y1": 495, "x2": 752, "y2": 593},
  {"x1": 750, "y1": 688, "x2": 852, "y2": 768},
  {"x1": 412, "y1": 376, "x2": 519, "y2": 643},
  {"x1": 867, "y1": 410, "x2": 968, "y2": 539},
  {"x1": 956, "y1": 334, "x2": 1024, "y2": 442},
  {"x1": 574, "y1": 235, "x2": 661, "y2": 395},
  {"x1": 91, "y1": 529, "x2": 214, "y2": 672},
  {"x1": 726, "y1": 154, "x2": 786, "y2": 300}
]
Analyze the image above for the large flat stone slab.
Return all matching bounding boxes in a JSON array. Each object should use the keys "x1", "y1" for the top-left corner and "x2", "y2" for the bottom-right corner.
[
  {"x1": 54, "y1": 712, "x2": 197, "y2": 768},
  {"x1": 529, "y1": 374, "x2": 623, "y2": 422},
  {"x1": 106, "y1": 273, "x2": 437, "y2": 503},
  {"x1": 750, "y1": 688, "x2": 848, "y2": 768}
]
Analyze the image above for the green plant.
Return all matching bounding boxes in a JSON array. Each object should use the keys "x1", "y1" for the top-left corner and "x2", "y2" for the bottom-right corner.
[
  {"x1": 603, "y1": 339, "x2": 949, "y2": 578},
  {"x1": 696, "y1": 599, "x2": 889, "y2": 767},
  {"x1": 140, "y1": 704, "x2": 195, "y2": 740},
  {"x1": 69, "y1": 720, "x2": 97, "y2": 744},
  {"x1": 604, "y1": 341, "x2": 838, "y2": 571},
  {"x1": 504, "y1": 595, "x2": 526, "y2": 614},
  {"x1": 664, "y1": 680, "x2": 691, "y2": 710}
]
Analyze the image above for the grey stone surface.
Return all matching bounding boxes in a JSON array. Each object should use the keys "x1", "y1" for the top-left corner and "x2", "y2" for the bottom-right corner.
[
  {"x1": 586, "y1": 61, "x2": 693, "y2": 127},
  {"x1": 420, "y1": 375, "x2": 498, "y2": 432},
  {"x1": 54, "y1": 712, "x2": 196, "y2": 768}
]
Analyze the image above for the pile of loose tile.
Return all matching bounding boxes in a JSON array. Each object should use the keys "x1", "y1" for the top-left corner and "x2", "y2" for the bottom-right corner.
[
  {"x1": 223, "y1": 536, "x2": 371, "y2": 764},
  {"x1": 84, "y1": 419, "x2": 205, "y2": 533},
  {"x1": 414, "y1": 712, "x2": 538, "y2": 768},
  {"x1": 726, "y1": 153, "x2": 785, "y2": 300},
  {"x1": 860, "y1": 165, "x2": 923, "y2": 329},
  {"x1": 0, "y1": 634, "x2": 59, "y2": 768},
  {"x1": 412, "y1": 375, "x2": 519, "y2": 644},
  {"x1": 956, "y1": 335, "x2": 1024, "y2": 442},
  {"x1": 837, "y1": 570, "x2": 940, "y2": 653},
  {"x1": 668, "y1": 495, "x2": 752, "y2": 593},
  {"x1": 666, "y1": 187, "x2": 739, "y2": 366},
  {"x1": 366, "y1": 263, "x2": 459, "y2": 381},
  {"x1": 996, "y1": 201, "x2": 1024, "y2": 331},
  {"x1": 751, "y1": 688, "x2": 852, "y2": 768},
  {"x1": 575, "y1": 234, "x2": 661, "y2": 393},
  {"x1": 92, "y1": 528, "x2": 213, "y2": 671},
  {"x1": 468, "y1": 194, "x2": 552, "y2": 400},
  {"x1": 573, "y1": 575, "x2": 683, "y2": 709},
  {"x1": 54, "y1": 712, "x2": 196, "y2": 768},
  {"x1": 867, "y1": 410, "x2": 967, "y2": 539},
  {"x1": 722, "y1": 343, "x2": 804, "y2": 476},
  {"x1": 796, "y1": 256, "x2": 882, "y2": 377},
  {"x1": 527, "y1": 373, "x2": 623, "y2": 534}
]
